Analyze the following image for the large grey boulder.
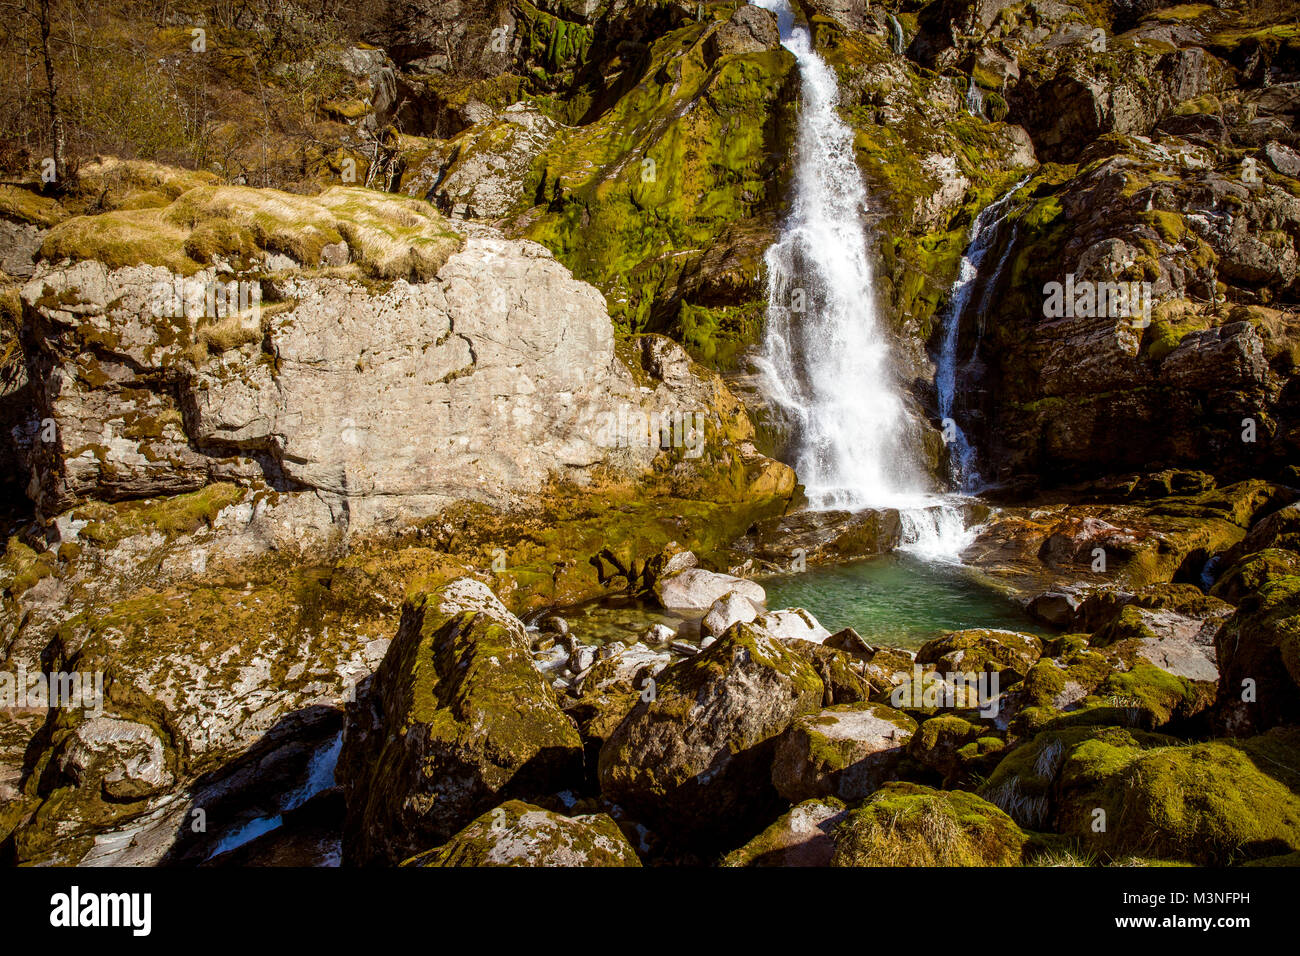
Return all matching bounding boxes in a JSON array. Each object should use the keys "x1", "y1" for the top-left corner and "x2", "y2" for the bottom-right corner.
[
  {"x1": 653, "y1": 567, "x2": 766, "y2": 611},
  {"x1": 338, "y1": 579, "x2": 583, "y2": 865},
  {"x1": 598, "y1": 623, "x2": 823, "y2": 846},
  {"x1": 20, "y1": 232, "x2": 657, "y2": 528}
]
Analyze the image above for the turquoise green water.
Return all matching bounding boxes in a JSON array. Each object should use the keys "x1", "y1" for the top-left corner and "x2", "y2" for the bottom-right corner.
[{"x1": 762, "y1": 553, "x2": 1046, "y2": 650}]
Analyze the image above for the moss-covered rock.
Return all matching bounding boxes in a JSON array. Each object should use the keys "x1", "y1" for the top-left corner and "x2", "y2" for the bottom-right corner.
[
  {"x1": 985, "y1": 724, "x2": 1300, "y2": 864},
  {"x1": 1212, "y1": 548, "x2": 1300, "y2": 605},
  {"x1": 916, "y1": 628, "x2": 1043, "y2": 683},
  {"x1": 597, "y1": 622, "x2": 824, "y2": 850},
  {"x1": 403, "y1": 800, "x2": 640, "y2": 867},
  {"x1": 982, "y1": 725, "x2": 1176, "y2": 831},
  {"x1": 1053, "y1": 727, "x2": 1300, "y2": 865},
  {"x1": 830, "y1": 782, "x2": 1028, "y2": 867},
  {"x1": 908, "y1": 714, "x2": 1004, "y2": 787},
  {"x1": 780, "y1": 639, "x2": 876, "y2": 706},
  {"x1": 771, "y1": 701, "x2": 917, "y2": 803},
  {"x1": 1214, "y1": 574, "x2": 1300, "y2": 734},
  {"x1": 513, "y1": 12, "x2": 797, "y2": 357},
  {"x1": 722, "y1": 797, "x2": 847, "y2": 867},
  {"x1": 339, "y1": 579, "x2": 583, "y2": 865}
]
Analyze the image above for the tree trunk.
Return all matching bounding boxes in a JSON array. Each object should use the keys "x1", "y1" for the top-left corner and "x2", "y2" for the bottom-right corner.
[{"x1": 37, "y1": 0, "x2": 68, "y2": 190}]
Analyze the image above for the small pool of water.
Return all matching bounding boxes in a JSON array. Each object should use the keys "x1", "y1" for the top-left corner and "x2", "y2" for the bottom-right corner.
[
  {"x1": 762, "y1": 553, "x2": 1047, "y2": 650},
  {"x1": 557, "y1": 554, "x2": 1047, "y2": 652}
]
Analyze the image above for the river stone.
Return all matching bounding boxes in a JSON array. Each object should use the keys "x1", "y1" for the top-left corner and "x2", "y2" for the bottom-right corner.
[
  {"x1": 54, "y1": 717, "x2": 174, "y2": 801},
  {"x1": 701, "y1": 589, "x2": 762, "y2": 638},
  {"x1": 597, "y1": 623, "x2": 824, "y2": 847},
  {"x1": 722, "y1": 798, "x2": 848, "y2": 867},
  {"x1": 916, "y1": 629, "x2": 1044, "y2": 683},
  {"x1": 404, "y1": 800, "x2": 641, "y2": 867},
  {"x1": 1027, "y1": 590, "x2": 1082, "y2": 628},
  {"x1": 653, "y1": 567, "x2": 765, "y2": 611},
  {"x1": 338, "y1": 579, "x2": 582, "y2": 865},
  {"x1": 752, "y1": 608, "x2": 832, "y2": 644},
  {"x1": 781, "y1": 640, "x2": 875, "y2": 706},
  {"x1": 824, "y1": 627, "x2": 873, "y2": 659},
  {"x1": 1091, "y1": 605, "x2": 1223, "y2": 682},
  {"x1": 771, "y1": 702, "x2": 917, "y2": 803}
]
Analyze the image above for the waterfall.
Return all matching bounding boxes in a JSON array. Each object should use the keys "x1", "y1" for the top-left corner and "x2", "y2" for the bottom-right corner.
[
  {"x1": 750, "y1": 0, "x2": 973, "y2": 560},
  {"x1": 888, "y1": 14, "x2": 905, "y2": 55},
  {"x1": 935, "y1": 178, "x2": 1027, "y2": 491},
  {"x1": 965, "y1": 76, "x2": 984, "y2": 117}
]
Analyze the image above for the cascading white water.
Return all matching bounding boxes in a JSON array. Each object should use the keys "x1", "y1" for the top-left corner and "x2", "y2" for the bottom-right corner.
[
  {"x1": 935, "y1": 178, "x2": 1027, "y2": 491},
  {"x1": 965, "y1": 77, "x2": 984, "y2": 117},
  {"x1": 750, "y1": 0, "x2": 974, "y2": 559},
  {"x1": 888, "y1": 14, "x2": 905, "y2": 55}
]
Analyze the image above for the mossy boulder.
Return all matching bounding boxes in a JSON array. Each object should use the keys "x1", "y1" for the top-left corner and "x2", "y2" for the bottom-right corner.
[
  {"x1": 985, "y1": 724, "x2": 1300, "y2": 864},
  {"x1": 1089, "y1": 603, "x2": 1224, "y2": 682},
  {"x1": 339, "y1": 579, "x2": 582, "y2": 865},
  {"x1": 1211, "y1": 548, "x2": 1300, "y2": 605},
  {"x1": 722, "y1": 798, "x2": 847, "y2": 868},
  {"x1": 830, "y1": 782, "x2": 1028, "y2": 867},
  {"x1": 982, "y1": 726, "x2": 1176, "y2": 832},
  {"x1": 597, "y1": 623, "x2": 824, "y2": 850},
  {"x1": 771, "y1": 702, "x2": 917, "y2": 803},
  {"x1": 916, "y1": 628, "x2": 1043, "y2": 683},
  {"x1": 403, "y1": 800, "x2": 640, "y2": 867},
  {"x1": 1214, "y1": 574, "x2": 1300, "y2": 734},
  {"x1": 908, "y1": 714, "x2": 1004, "y2": 787},
  {"x1": 780, "y1": 639, "x2": 876, "y2": 706},
  {"x1": 1053, "y1": 727, "x2": 1300, "y2": 865}
]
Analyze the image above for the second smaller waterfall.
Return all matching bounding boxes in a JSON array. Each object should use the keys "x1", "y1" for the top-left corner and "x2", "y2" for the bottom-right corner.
[
  {"x1": 935, "y1": 179, "x2": 1026, "y2": 491},
  {"x1": 965, "y1": 77, "x2": 984, "y2": 117}
]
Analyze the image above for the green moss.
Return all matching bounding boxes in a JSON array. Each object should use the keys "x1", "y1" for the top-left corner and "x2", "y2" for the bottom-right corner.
[
  {"x1": 0, "y1": 184, "x2": 68, "y2": 227},
  {"x1": 0, "y1": 538, "x2": 59, "y2": 596},
  {"x1": 519, "y1": 21, "x2": 794, "y2": 339},
  {"x1": 1055, "y1": 727, "x2": 1300, "y2": 864},
  {"x1": 71, "y1": 483, "x2": 247, "y2": 547},
  {"x1": 831, "y1": 782, "x2": 1027, "y2": 866}
]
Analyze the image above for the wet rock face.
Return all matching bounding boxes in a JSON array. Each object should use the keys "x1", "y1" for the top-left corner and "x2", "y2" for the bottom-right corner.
[
  {"x1": 597, "y1": 623, "x2": 824, "y2": 848},
  {"x1": 338, "y1": 579, "x2": 583, "y2": 865},
  {"x1": 20, "y1": 233, "x2": 655, "y2": 528}
]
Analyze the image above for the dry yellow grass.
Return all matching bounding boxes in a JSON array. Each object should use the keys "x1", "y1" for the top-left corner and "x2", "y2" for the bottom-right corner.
[{"x1": 39, "y1": 173, "x2": 464, "y2": 280}]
